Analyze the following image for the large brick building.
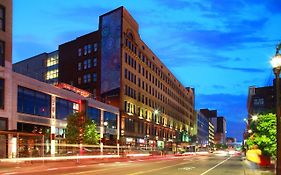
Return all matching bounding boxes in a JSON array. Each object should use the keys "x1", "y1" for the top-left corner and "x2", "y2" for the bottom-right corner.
[{"x1": 14, "y1": 7, "x2": 195, "y2": 150}]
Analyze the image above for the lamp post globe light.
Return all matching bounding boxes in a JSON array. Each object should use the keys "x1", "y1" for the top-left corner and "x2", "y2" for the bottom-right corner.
[{"x1": 270, "y1": 42, "x2": 281, "y2": 175}]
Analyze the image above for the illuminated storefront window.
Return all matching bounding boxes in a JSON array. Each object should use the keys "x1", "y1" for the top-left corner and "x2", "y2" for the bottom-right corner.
[
  {"x1": 104, "y1": 111, "x2": 117, "y2": 129},
  {"x1": 87, "y1": 107, "x2": 100, "y2": 126},
  {"x1": 56, "y1": 97, "x2": 79, "y2": 120}
]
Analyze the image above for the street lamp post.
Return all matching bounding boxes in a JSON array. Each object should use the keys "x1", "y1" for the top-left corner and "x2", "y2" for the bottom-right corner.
[{"x1": 270, "y1": 43, "x2": 281, "y2": 175}]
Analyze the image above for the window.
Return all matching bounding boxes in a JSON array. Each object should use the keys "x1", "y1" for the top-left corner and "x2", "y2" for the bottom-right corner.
[
  {"x1": 87, "y1": 44, "x2": 92, "y2": 54},
  {"x1": 93, "y1": 73, "x2": 97, "y2": 82},
  {"x1": 87, "y1": 107, "x2": 100, "y2": 126},
  {"x1": 0, "y1": 6, "x2": 5, "y2": 31},
  {"x1": 83, "y1": 74, "x2": 91, "y2": 83},
  {"x1": 83, "y1": 59, "x2": 91, "y2": 69},
  {"x1": 78, "y1": 77, "x2": 81, "y2": 85},
  {"x1": 78, "y1": 48, "x2": 82, "y2": 56},
  {"x1": 0, "y1": 79, "x2": 3, "y2": 109},
  {"x1": 45, "y1": 69, "x2": 58, "y2": 80},
  {"x1": 0, "y1": 41, "x2": 4, "y2": 66},
  {"x1": 104, "y1": 111, "x2": 117, "y2": 129},
  {"x1": 17, "y1": 86, "x2": 51, "y2": 117},
  {"x1": 56, "y1": 97, "x2": 79, "y2": 120},
  {"x1": 93, "y1": 43, "x2": 98, "y2": 52},
  {"x1": 78, "y1": 62, "x2": 82, "y2": 71},
  {"x1": 46, "y1": 56, "x2": 58, "y2": 67},
  {"x1": 84, "y1": 45, "x2": 88, "y2": 55},
  {"x1": 93, "y1": 57, "x2": 97, "y2": 67}
]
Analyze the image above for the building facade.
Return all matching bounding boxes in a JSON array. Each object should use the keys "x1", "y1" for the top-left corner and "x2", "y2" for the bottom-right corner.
[
  {"x1": 196, "y1": 112, "x2": 209, "y2": 147},
  {"x1": 215, "y1": 116, "x2": 226, "y2": 144},
  {"x1": 0, "y1": 0, "x2": 12, "y2": 159},
  {"x1": 1, "y1": 70, "x2": 119, "y2": 158},
  {"x1": 13, "y1": 7, "x2": 195, "y2": 150},
  {"x1": 247, "y1": 86, "x2": 274, "y2": 116},
  {"x1": 13, "y1": 51, "x2": 59, "y2": 84}
]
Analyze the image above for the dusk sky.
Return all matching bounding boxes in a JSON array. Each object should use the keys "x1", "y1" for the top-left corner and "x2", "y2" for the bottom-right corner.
[{"x1": 13, "y1": 0, "x2": 280, "y2": 141}]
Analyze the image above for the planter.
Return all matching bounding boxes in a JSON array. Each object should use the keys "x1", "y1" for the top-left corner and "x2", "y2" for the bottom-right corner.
[{"x1": 259, "y1": 155, "x2": 271, "y2": 167}]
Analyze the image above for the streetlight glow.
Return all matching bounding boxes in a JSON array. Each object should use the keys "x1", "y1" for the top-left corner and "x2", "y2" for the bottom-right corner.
[
  {"x1": 270, "y1": 54, "x2": 281, "y2": 68},
  {"x1": 154, "y1": 109, "x2": 159, "y2": 115},
  {"x1": 252, "y1": 115, "x2": 258, "y2": 121}
]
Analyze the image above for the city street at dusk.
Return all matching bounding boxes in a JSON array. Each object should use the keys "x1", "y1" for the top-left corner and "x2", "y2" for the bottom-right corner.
[{"x1": 0, "y1": 0, "x2": 281, "y2": 174}]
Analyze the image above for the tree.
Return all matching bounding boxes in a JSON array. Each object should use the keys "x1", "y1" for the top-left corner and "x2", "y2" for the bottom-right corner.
[
  {"x1": 65, "y1": 112, "x2": 99, "y2": 145},
  {"x1": 246, "y1": 113, "x2": 276, "y2": 158}
]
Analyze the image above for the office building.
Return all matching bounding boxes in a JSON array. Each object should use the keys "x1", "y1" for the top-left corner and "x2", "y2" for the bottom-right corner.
[
  {"x1": 0, "y1": 0, "x2": 12, "y2": 159},
  {"x1": 13, "y1": 7, "x2": 195, "y2": 150},
  {"x1": 247, "y1": 86, "x2": 274, "y2": 115},
  {"x1": 13, "y1": 51, "x2": 59, "y2": 84},
  {"x1": 0, "y1": 1, "x2": 119, "y2": 158},
  {"x1": 196, "y1": 111, "x2": 209, "y2": 147}
]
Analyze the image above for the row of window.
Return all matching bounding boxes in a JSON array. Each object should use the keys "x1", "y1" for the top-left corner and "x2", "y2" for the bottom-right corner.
[
  {"x1": 78, "y1": 43, "x2": 98, "y2": 56},
  {"x1": 124, "y1": 39, "x2": 193, "y2": 109},
  {"x1": 46, "y1": 56, "x2": 58, "y2": 67},
  {"x1": 124, "y1": 51, "x2": 192, "y2": 116},
  {"x1": 124, "y1": 69, "x2": 136, "y2": 84},
  {"x1": 78, "y1": 73, "x2": 97, "y2": 84},
  {"x1": 124, "y1": 101, "x2": 183, "y2": 129},
  {"x1": 78, "y1": 58, "x2": 97, "y2": 70},
  {"x1": 17, "y1": 86, "x2": 116, "y2": 125},
  {"x1": 124, "y1": 118, "x2": 176, "y2": 139}
]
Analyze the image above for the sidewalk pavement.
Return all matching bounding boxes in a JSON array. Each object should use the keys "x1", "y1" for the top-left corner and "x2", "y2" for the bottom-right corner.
[{"x1": 243, "y1": 159, "x2": 275, "y2": 175}]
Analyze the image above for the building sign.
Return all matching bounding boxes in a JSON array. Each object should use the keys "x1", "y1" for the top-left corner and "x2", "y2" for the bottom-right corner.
[
  {"x1": 55, "y1": 83, "x2": 91, "y2": 97},
  {"x1": 100, "y1": 8, "x2": 122, "y2": 94},
  {"x1": 51, "y1": 96, "x2": 56, "y2": 119}
]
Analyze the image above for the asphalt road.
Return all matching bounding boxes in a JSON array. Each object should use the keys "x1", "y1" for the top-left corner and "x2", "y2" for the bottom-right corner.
[{"x1": 0, "y1": 154, "x2": 269, "y2": 175}]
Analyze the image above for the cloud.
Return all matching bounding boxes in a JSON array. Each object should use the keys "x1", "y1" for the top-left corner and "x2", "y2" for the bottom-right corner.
[
  {"x1": 213, "y1": 65, "x2": 266, "y2": 73},
  {"x1": 196, "y1": 93, "x2": 247, "y2": 141}
]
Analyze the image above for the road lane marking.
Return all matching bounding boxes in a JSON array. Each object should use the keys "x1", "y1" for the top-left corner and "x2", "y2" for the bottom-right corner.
[
  {"x1": 200, "y1": 156, "x2": 232, "y2": 175},
  {"x1": 77, "y1": 165, "x2": 87, "y2": 168},
  {"x1": 3, "y1": 172, "x2": 17, "y2": 175},
  {"x1": 178, "y1": 167, "x2": 195, "y2": 171},
  {"x1": 47, "y1": 168, "x2": 58, "y2": 171},
  {"x1": 127, "y1": 159, "x2": 202, "y2": 175}
]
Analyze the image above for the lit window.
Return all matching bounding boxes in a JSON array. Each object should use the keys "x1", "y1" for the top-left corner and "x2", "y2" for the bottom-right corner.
[
  {"x1": 0, "y1": 6, "x2": 5, "y2": 31},
  {"x1": 46, "y1": 56, "x2": 58, "y2": 67},
  {"x1": 45, "y1": 69, "x2": 58, "y2": 80}
]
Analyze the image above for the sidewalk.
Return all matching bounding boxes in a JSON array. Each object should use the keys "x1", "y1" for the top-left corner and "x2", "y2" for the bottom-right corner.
[{"x1": 243, "y1": 159, "x2": 275, "y2": 175}]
